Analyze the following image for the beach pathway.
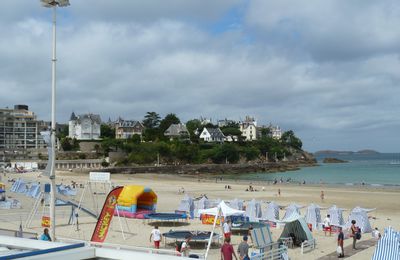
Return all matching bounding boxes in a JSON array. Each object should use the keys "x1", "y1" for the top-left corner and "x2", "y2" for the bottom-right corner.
[{"x1": 316, "y1": 239, "x2": 376, "y2": 259}]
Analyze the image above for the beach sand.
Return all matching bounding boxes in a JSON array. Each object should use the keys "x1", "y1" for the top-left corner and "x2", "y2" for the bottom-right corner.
[{"x1": 1, "y1": 170, "x2": 399, "y2": 260}]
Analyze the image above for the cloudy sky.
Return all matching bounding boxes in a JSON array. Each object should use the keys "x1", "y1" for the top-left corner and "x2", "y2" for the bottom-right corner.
[{"x1": 1, "y1": 1, "x2": 399, "y2": 152}]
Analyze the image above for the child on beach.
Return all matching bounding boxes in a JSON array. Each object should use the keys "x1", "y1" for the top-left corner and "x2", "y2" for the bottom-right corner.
[{"x1": 149, "y1": 226, "x2": 162, "y2": 249}]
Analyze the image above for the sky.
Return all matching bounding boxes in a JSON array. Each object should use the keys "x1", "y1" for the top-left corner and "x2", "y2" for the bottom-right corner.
[{"x1": 0, "y1": 0, "x2": 399, "y2": 153}]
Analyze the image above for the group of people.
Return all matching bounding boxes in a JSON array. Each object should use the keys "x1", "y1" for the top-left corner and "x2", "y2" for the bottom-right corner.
[
  {"x1": 149, "y1": 226, "x2": 192, "y2": 257},
  {"x1": 322, "y1": 214, "x2": 381, "y2": 258}
]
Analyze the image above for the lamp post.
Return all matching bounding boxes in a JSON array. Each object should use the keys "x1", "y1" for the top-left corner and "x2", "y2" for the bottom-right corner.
[{"x1": 40, "y1": 0, "x2": 70, "y2": 241}]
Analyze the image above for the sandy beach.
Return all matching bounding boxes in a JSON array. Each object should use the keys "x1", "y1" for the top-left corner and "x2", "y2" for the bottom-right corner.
[{"x1": 1, "y1": 170, "x2": 399, "y2": 260}]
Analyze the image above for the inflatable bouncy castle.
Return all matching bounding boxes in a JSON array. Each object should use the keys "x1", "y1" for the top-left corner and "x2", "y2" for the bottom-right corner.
[{"x1": 114, "y1": 185, "x2": 157, "y2": 219}]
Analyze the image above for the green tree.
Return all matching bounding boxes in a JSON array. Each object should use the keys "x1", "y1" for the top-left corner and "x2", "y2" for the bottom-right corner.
[
  {"x1": 100, "y1": 124, "x2": 115, "y2": 138},
  {"x1": 281, "y1": 130, "x2": 302, "y2": 149},
  {"x1": 211, "y1": 143, "x2": 240, "y2": 164},
  {"x1": 56, "y1": 125, "x2": 69, "y2": 139},
  {"x1": 142, "y1": 112, "x2": 161, "y2": 129},
  {"x1": 159, "y1": 113, "x2": 181, "y2": 136},
  {"x1": 186, "y1": 119, "x2": 202, "y2": 142},
  {"x1": 242, "y1": 146, "x2": 259, "y2": 161}
]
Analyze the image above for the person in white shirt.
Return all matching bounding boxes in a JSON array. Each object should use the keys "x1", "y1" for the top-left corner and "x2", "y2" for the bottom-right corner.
[
  {"x1": 223, "y1": 219, "x2": 232, "y2": 239},
  {"x1": 323, "y1": 214, "x2": 331, "y2": 236},
  {"x1": 180, "y1": 235, "x2": 191, "y2": 257},
  {"x1": 372, "y1": 227, "x2": 381, "y2": 240},
  {"x1": 149, "y1": 226, "x2": 162, "y2": 249}
]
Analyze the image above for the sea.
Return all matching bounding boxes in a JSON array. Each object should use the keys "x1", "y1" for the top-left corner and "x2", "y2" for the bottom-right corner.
[{"x1": 235, "y1": 153, "x2": 400, "y2": 187}]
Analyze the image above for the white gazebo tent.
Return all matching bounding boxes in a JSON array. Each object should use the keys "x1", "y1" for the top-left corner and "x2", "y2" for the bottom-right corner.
[
  {"x1": 262, "y1": 201, "x2": 280, "y2": 222},
  {"x1": 344, "y1": 207, "x2": 374, "y2": 233},
  {"x1": 199, "y1": 201, "x2": 245, "y2": 259},
  {"x1": 304, "y1": 203, "x2": 322, "y2": 231},
  {"x1": 245, "y1": 199, "x2": 262, "y2": 222},
  {"x1": 327, "y1": 205, "x2": 345, "y2": 226}
]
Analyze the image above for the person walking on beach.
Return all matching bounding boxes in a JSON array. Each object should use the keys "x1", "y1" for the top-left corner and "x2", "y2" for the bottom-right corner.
[
  {"x1": 149, "y1": 225, "x2": 162, "y2": 249},
  {"x1": 278, "y1": 188, "x2": 281, "y2": 196},
  {"x1": 350, "y1": 220, "x2": 357, "y2": 249},
  {"x1": 320, "y1": 190, "x2": 325, "y2": 201},
  {"x1": 223, "y1": 219, "x2": 232, "y2": 239},
  {"x1": 337, "y1": 226, "x2": 344, "y2": 258},
  {"x1": 237, "y1": 235, "x2": 250, "y2": 260},
  {"x1": 40, "y1": 228, "x2": 52, "y2": 241},
  {"x1": 220, "y1": 237, "x2": 237, "y2": 260},
  {"x1": 323, "y1": 214, "x2": 331, "y2": 236}
]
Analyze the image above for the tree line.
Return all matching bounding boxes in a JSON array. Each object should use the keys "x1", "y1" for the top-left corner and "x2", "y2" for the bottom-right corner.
[{"x1": 59, "y1": 112, "x2": 303, "y2": 166}]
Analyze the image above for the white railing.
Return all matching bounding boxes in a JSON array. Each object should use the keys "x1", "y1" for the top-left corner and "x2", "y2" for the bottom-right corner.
[
  {"x1": 301, "y1": 239, "x2": 316, "y2": 254},
  {"x1": 250, "y1": 245, "x2": 288, "y2": 260},
  {"x1": 57, "y1": 237, "x2": 205, "y2": 259}
]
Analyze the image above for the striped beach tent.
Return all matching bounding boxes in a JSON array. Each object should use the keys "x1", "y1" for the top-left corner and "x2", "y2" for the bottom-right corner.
[
  {"x1": 282, "y1": 203, "x2": 302, "y2": 221},
  {"x1": 344, "y1": 207, "x2": 372, "y2": 233},
  {"x1": 262, "y1": 201, "x2": 280, "y2": 221},
  {"x1": 372, "y1": 227, "x2": 400, "y2": 260},
  {"x1": 279, "y1": 211, "x2": 313, "y2": 245},
  {"x1": 245, "y1": 199, "x2": 262, "y2": 222},
  {"x1": 194, "y1": 196, "x2": 209, "y2": 218},
  {"x1": 229, "y1": 198, "x2": 244, "y2": 210},
  {"x1": 177, "y1": 194, "x2": 195, "y2": 218},
  {"x1": 327, "y1": 205, "x2": 345, "y2": 226},
  {"x1": 304, "y1": 203, "x2": 322, "y2": 231}
]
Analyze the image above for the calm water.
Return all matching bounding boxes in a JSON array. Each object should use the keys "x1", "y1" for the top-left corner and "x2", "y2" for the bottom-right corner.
[{"x1": 235, "y1": 153, "x2": 400, "y2": 186}]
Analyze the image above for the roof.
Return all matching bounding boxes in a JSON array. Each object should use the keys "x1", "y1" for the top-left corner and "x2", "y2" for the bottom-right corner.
[
  {"x1": 70, "y1": 112, "x2": 77, "y2": 121},
  {"x1": 117, "y1": 120, "x2": 143, "y2": 128},
  {"x1": 205, "y1": 127, "x2": 225, "y2": 139},
  {"x1": 198, "y1": 201, "x2": 245, "y2": 217},
  {"x1": 164, "y1": 123, "x2": 189, "y2": 137},
  {"x1": 71, "y1": 113, "x2": 101, "y2": 124}
]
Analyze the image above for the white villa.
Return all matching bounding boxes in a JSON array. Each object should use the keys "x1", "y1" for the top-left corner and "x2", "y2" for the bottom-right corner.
[
  {"x1": 199, "y1": 127, "x2": 225, "y2": 143},
  {"x1": 68, "y1": 112, "x2": 101, "y2": 140},
  {"x1": 239, "y1": 116, "x2": 258, "y2": 141},
  {"x1": 270, "y1": 125, "x2": 283, "y2": 139}
]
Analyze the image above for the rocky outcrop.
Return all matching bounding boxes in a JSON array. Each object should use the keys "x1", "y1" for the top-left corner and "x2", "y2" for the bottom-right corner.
[
  {"x1": 105, "y1": 160, "x2": 317, "y2": 175},
  {"x1": 322, "y1": 157, "x2": 348, "y2": 163}
]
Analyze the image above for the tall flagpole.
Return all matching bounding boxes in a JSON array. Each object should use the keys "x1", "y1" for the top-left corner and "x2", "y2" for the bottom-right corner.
[{"x1": 49, "y1": 4, "x2": 57, "y2": 241}]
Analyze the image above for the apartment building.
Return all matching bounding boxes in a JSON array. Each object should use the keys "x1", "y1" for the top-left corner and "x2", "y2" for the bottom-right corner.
[{"x1": 0, "y1": 105, "x2": 46, "y2": 150}]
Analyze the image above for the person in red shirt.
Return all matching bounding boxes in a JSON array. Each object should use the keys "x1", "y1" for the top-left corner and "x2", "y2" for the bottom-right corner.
[{"x1": 221, "y1": 237, "x2": 238, "y2": 260}]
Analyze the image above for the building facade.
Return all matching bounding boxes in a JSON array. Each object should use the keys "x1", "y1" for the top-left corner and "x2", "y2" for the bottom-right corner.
[
  {"x1": 115, "y1": 120, "x2": 144, "y2": 139},
  {"x1": 164, "y1": 123, "x2": 190, "y2": 141},
  {"x1": 199, "y1": 127, "x2": 225, "y2": 143},
  {"x1": 0, "y1": 105, "x2": 46, "y2": 150},
  {"x1": 68, "y1": 112, "x2": 101, "y2": 140},
  {"x1": 239, "y1": 116, "x2": 258, "y2": 141}
]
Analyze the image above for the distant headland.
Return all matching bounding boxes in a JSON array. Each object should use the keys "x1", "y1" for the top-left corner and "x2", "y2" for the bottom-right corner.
[{"x1": 314, "y1": 149, "x2": 380, "y2": 156}]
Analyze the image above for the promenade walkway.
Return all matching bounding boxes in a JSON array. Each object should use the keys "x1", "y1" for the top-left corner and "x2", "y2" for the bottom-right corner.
[{"x1": 317, "y1": 239, "x2": 376, "y2": 259}]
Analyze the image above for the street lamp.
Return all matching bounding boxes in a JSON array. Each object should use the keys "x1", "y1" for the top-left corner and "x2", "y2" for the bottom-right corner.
[{"x1": 41, "y1": 0, "x2": 70, "y2": 241}]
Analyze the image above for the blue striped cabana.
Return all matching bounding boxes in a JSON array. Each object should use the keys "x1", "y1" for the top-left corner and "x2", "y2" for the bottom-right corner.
[{"x1": 372, "y1": 227, "x2": 400, "y2": 260}]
